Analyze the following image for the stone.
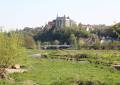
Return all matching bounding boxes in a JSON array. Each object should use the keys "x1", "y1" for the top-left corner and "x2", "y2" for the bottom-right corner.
[
  {"x1": 32, "y1": 54, "x2": 47, "y2": 58},
  {"x1": 112, "y1": 65, "x2": 120, "y2": 70},
  {"x1": 5, "y1": 68, "x2": 27, "y2": 73},
  {"x1": 32, "y1": 54, "x2": 42, "y2": 58},
  {"x1": 12, "y1": 64, "x2": 20, "y2": 69}
]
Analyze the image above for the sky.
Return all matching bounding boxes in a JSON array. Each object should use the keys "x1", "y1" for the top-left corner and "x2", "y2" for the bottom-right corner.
[{"x1": 0, "y1": 0, "x2": 120, "y2": 31}]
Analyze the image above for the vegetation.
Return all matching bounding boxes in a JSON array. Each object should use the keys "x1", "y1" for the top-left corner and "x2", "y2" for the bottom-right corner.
[
  {"x1": 112, "y1": 23, "x2": 120, "y2": 39},
  {"x1": 32, "y1": 26, "x2": 90, "y2": 45},
  {"x1": 21, "y1": 22, "x2": 120, "y2": 50},
  {"x1": 0, "y1": 22, "x2": 120, "y2": 85},
  {"x1": 24, "y1": 33, "x2": 36, "y2": 49},
  {"x1": 0, "y1": 50, "x2": 119, "y2": 85},
  {"x1": 69, "y1": 34, "x2": 77, "y2": 49},
  {"x1": 0, "y1": 32, "x2": 25, "y2": 68}
]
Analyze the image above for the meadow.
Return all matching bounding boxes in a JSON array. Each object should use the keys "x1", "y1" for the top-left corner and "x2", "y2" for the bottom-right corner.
[{"x1": 0, "y1": 50, "x2": 120, "y2": 85}]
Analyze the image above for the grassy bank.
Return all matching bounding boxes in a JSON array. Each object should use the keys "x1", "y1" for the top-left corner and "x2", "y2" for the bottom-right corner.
[{"x1": 1, "y1": 50, "x2": 120, "y2": 85}]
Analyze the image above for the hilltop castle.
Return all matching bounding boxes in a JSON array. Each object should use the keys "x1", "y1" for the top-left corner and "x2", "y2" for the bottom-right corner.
[{"x1": 46, "y1": 15, "x2": 76, "y2": 30}]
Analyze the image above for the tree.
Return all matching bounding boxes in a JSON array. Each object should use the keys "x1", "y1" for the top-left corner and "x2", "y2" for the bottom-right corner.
[
  {"x1": 69, "y1": 34, "x2": 77, "y2": 49},
  {"x1": 37, "y1": 41, "x2": 41, "y2": 49},
  {"x1": 24, "y1": 34, "x2": 36, "y2": 49},
  {"x1": 78, "y1": 23, "x2": 83, "y2": 30},
  {"x1": 42, "y1": 42, "x2": 51, "y2": 45},
  {"x1": 78, "y1": 39, "x2": 86, "y2": 49},
  {"x1": 0, "y1": 32, "x2": 25, "y2": 67},
  {"x1": 112, "y1": 23, "x2": 120, "y2": 39},
  {"x1": 53, "y1": 40, "x2": 60, "y2": 45}
]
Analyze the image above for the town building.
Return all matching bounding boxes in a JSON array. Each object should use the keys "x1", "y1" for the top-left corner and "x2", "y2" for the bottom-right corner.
[
  {"x1": 55, "y1": 15, "x2": 76, "y2": 29},
  {"x1": 46, "y1": 15, "x2": 76, "y2": 30},
  {"x1": 81, "y1": 24, "x2": 108, "y2": 31}
]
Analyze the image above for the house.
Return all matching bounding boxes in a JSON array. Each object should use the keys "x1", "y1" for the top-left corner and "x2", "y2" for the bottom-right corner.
[{"x1": 82, "y1": 24, "x2": 107, "y2": 31}]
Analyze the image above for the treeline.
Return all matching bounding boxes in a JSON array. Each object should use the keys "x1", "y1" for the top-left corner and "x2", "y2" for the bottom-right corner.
[
  {"x1": 19, "y1": 23, "x2": 120, "y2": 50},
  {"x1": 34, "y1": 27, "x2": 90, "y2": 44},
  {"x1": 19, "y1": 26, "x2": 91, "y2": 49},
  {"x1": 0, "y1": 23, "x2": 119, "y2": 68}
]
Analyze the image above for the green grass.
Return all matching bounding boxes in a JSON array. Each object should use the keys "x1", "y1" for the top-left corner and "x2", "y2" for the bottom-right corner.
[
  {"x1": 1, "y1": 50, "x2": 120, "y2": 85},
  {"x1": 44, "y1": 50, "x2": 120, "y2": 65}
]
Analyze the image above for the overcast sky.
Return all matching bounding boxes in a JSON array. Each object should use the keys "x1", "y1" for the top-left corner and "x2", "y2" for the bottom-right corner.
[{"x1": 0, "y1": 0, "x2": 120, "y2": 31}]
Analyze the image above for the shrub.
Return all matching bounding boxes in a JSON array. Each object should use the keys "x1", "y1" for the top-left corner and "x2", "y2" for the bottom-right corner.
[{"x1": 0, "y1": 32, "x2": 25, "y2": 68}]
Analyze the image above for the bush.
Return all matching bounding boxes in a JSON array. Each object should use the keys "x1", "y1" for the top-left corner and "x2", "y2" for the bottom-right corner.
[{"x1": 0, "y1": 32, "x2": 25, "y2": 68}]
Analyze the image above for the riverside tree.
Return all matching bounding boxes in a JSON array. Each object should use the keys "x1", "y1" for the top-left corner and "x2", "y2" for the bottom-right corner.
[
  {"x1": 0, "y1": 32, "x2": 25, "y2": 68},
  {"x1": 36, "y1": 40, "x2": 41, "y2": 49},
  {"x1": 69, "y1": 34, "x2": 77, "y2": 49},
  {"x1": 112, "y1": 23, "x2": 120, "y2": 39},
  {"x1": 53, "y1": 40, "x2": 60, "y2": 45},
  {"x1": 24, "y1": 34, "x2": 36, "y2": 49}
]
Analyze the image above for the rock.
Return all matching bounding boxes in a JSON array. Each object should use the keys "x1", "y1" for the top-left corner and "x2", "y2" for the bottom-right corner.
[
  {"x1": 41, "y1": 54, "x2": 47, "y2": 58},
  {"x1": 32, "y1": 54, "x2": 42, "y2": 58},
  {"x1": 0, "y1": 68, "x2": 8, "y2": 79},
  {"x1": 5, "y1": 68, "x2": 27, "y2": 74},
  {"x1": 0, "y1": 72, "x2": 7, "y2": 79},
  {"x1": 112, "y1": 64, "x2": 120, "y2": 70},
  {"x1": 32, "y1": 54, "x2": 47, "y2": 58},
  {"x1": 12, "y1": 64, "x2": 20, "y2": 69},
  {"x1": 79, "y1": 61, "x2": 90, "y2": 64}
]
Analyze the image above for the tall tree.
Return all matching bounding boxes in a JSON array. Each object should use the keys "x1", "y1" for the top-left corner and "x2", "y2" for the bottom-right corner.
[
  {"x1": 69, "y1": 34, "x2": 77, "y2": 49},
  {"x1": 112, "y1": 23, "x2": 120, "y2": 39},
  {"x1": 24, "y1": 34, "x2": 36, "y2": 49},
  {"x1": 37, "y1": 41, "x2": 41, "y2": 49},
  {"x1": 53, "y1": 40, "x2": 60, "y2": 45},
  {"x1": 0, "y1": 32, "x2": 25, "y2": 67}
]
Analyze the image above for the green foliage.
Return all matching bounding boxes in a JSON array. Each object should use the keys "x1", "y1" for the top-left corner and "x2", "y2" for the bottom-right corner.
[
  {"x1": 34, "y1": 26, "x2": 91, "y2": 45},
  {"x1": 0, "y1": 49, "x2": 119, "y2": 84},
  {"x1": 53, "y1": 40, "x2": 60, "y2": 45},
  {"x1": 21, "y1": 24, "x2": 120, "y2": 49},
  {"x1": 42, "y1": 41, "x2": 51, "y2": 45},
  {"x1": 77, "y1": 39, "x2": 86, "y2": 49},
  {"x1": 0, "y1": 32, "x2": 25, "y2": 67},
  {"x1": 69, "y1": 34, "x2": 77, "y2": 49},
  {"x1": 24, "y1": 34, "x2": 36, "y2": 49},
  {"x1": 112, "y1": 23, "x2": 120, "y2": 39},
  {"x1": 36, "y1": 40, "x2": 41, "y2": 49},
  {"x1": 79, "y1": 30, "x2": 90, "y2": 37},
  {"x1": 8, "y1": 49, "x2": 120, "y2": 85}
]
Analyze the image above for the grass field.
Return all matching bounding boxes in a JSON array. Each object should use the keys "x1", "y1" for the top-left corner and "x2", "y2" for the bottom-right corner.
[{"x1": 1, "y1": 50, "x2": 120, "y2": 85}]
